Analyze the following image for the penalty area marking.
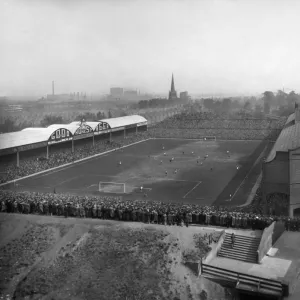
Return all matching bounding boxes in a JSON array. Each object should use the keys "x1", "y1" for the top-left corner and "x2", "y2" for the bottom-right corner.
[
  {"x1": 57, "y1": 175, "x2": 81, "y2": 186},
  {"x1": 183, "y1": 181, "x2": 202, "y2": 198},
  {"x1": 86, "y1": 184, "x2": 98, "y2": 190}
]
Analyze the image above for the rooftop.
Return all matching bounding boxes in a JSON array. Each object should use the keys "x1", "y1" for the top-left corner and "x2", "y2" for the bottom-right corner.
[{"x1": 266, "y1": 122, "x2": 300, "y2": 162}]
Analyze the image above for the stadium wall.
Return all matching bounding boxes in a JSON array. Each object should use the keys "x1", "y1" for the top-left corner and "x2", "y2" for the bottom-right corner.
[
  {"x1": 263, "y1": 152, "x2": 289, "y2": 195},
  {"x1": 289, "y1": 147, "x2": 300, "y2": 217},
  {"x1": 257, "y1": 221, "x2": 275, "y2": 263}
]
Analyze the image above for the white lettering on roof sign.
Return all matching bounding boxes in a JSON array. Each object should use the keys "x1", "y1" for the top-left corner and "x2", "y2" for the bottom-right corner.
[
  {"x1": 95, "y1": 123, "x2": 109, "y2": 132},
  {"x1": 48, "y1": 137, "x2": 72, "y2": 145},
  {"x1": 50, "y1": 129, "x2": 72, "y2": 141},
  {"x1": 75, "y1": 124, "x2": 93, "y2": 135}
]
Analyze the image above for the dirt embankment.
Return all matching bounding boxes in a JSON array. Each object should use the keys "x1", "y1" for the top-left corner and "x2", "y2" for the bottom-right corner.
[{"x1": 0, "y1": 214, "x2": 231, "y2": 300}]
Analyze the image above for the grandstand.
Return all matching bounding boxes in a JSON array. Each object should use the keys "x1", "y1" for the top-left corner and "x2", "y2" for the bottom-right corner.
[
  {"x1": 262, "y1": 103, "x2": 300, "y2": 218},
  {"x1": 0, "y1": 115, "x2": 148, "y2": 167}
]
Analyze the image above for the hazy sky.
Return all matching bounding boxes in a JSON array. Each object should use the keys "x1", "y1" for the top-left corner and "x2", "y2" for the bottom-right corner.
[{"x1": 1, "y1": 0, "x2": 300, "y2": 97}]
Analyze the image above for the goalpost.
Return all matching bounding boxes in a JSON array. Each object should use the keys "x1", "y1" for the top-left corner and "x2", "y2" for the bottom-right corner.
[
  {"x1": 99, "y1": 181, "x2": 126, "y2": 193},
  {"x1": 202, "y1": 136, "x2": 216, "y2": 141}
]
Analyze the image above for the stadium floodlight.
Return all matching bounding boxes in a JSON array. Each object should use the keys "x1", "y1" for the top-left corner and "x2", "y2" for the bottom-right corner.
[{"x1": 99, "y1": 181, "x2": 126, "y2": 193}]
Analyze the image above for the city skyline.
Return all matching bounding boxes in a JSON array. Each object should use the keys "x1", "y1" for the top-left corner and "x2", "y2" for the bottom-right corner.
[{"x1": 1, "y1": 0, "x2": 300, "y2": 97}]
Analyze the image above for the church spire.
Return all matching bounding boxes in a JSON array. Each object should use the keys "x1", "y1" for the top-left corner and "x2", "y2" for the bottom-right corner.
[
  {"x1": 168, "y1": 73, "x2": 178, "y2": 100},
  {"x1": 171, "y1": 73, "x2": 175, "y2": 92}
]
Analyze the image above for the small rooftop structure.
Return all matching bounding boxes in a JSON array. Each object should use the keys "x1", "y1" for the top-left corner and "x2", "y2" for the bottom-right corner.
[{"x1": 265, "y1": 122, "x2": 300, "y2": 162}]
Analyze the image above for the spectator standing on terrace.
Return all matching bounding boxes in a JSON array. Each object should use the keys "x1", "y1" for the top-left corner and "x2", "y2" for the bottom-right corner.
[{"x1": 231, "y1": 233, "x2": 235, "y2": 248}]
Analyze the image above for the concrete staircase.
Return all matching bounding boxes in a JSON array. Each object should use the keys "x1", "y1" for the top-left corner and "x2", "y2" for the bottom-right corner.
[{"x1": 218, "y1": 233, "x2": 261, "y2": 263}]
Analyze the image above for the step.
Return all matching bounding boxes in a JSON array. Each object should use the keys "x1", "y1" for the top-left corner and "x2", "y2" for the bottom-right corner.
[
  {"x1": 218, "y1": 252, "x2": 257, "y2": 261},
  {"x1": 221, "y1": 246, "x2": 258, "y2": 253},
  {"x1": 222, "y1": 242, "x2": 259, "y2": 249},
  {"x1": 219, "y1": 249, "x2": 257, "y2": 257},
  {"x1": 225, "y1": 234, "x2": 261, "y2": 240},
  {"x1": 224, "y1": 236, "x2": 261, "y2": 244},
  {"x1": 221, "y1": 246, "x2": 258, "y2": 252},
  {"x1": 218, "y1": 254, "x2": 257, "y2": 263},
  {"x1": 219, "y1": 250, "x2": 256, "y2": 256},
  {"x1": 224, "y1": 237, "x2": 261, "y2": 244},
  {"x1": 222, "y1": 241, "x2": 259, "y2": 248},
  {"x1": 224, "y1": 235, "x2": 261, "y2": 241}
]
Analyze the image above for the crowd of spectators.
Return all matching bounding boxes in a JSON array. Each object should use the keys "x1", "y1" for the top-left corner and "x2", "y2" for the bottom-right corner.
[
  {"x1": 151, "y1": 112, "x2": 286, "y2": 141},
  {"x1": 0, "y1": 131, "x2": 151, "y2": 184},
  {"x1": 0, "y1": 190, "x2": 299, "y2": 231}
]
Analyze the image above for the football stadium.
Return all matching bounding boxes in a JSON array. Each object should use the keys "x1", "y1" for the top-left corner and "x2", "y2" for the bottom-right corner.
[
  {"x1": 0, "y1": 106, "x2": 299, "y2": 216},
  {"x1": 0, "y1": 106, "x2": 300, "y2": 300}
]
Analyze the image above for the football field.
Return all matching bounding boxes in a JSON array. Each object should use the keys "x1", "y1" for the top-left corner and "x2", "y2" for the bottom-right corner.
[{"x1": 4, "y1": 138, "x2": 270, "y2": 207}]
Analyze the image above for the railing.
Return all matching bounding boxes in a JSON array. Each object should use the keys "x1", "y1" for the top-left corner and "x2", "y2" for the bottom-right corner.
[{"x1": 200, "y1": 263, "x2": 289, "y2": 297}]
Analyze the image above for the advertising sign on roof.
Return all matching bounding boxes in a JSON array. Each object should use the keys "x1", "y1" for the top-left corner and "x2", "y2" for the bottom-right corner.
[
  {"x1": 94, "y1": 122, "x2": 110, "y2": 133},
  {"x1": 48, "y1": 128, "x2": 73, "y2": 145},
  {"x1": 74, "y1": 123, "x2": 93, "y2": 135}
]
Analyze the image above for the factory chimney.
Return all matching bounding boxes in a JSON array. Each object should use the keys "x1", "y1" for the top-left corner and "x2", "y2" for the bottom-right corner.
[{"x1": 52, "y1": 81, "x2": 55, "y2": 96}]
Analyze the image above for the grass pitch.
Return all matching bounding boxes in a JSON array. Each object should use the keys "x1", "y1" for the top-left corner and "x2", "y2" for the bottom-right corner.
[{"x1": 5, "y1": 138, "x2": 270, "y2": 207}]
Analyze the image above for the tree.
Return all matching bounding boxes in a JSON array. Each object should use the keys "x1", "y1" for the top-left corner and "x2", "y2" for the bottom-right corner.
[
  {"x1": 108, "y1": 110, "x2": 113, "y2": 118},
  {"x1": 275, "y1": 90, "x2": 287, "y2": 107},
  {"x1": 243, "y1": 101, "x2": 252, "y2": 111},
  {"x1": 262, "y1": 91, "x2": 274, "y2": 114},
  {"x1": 254, "y1": 104, "x2": 263, "y2": 118},
  {"x1": 40, "y1": 115, "x2": 64, "y2": 127},
  {"x1": 203, "y1": 98, "x2": 214, "y2": 110},
  {"x1": 221, "y1": 98, "x2": 232, "y2": 112},
  {"x1": 96, "y1": 111, "x2": 106, "y2": 120},
  {"x1": 0, "y1": 118, "x2": 16, "y2": 133},
  {"x1": 286, "y1": 91, "x2": 299, "y2": 109}
]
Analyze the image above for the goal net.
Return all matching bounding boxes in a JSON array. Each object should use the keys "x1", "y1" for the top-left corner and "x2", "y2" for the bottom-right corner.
[
  {"x1": 202, "y1": 136, "x2": 216, "y2": 141},
  {"x1": 132, "y1": 187, "x2": 152, "y2": 193},
  {"x1": 99, "y1": 181, "x2": 126, "y2": 193}
]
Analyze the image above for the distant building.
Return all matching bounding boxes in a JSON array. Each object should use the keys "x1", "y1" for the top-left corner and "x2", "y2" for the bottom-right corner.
[
  {"x1": 110, "y1": 87, "x2": 124, "y2": 97},
  {"x1": 180, "y1": 91, "x2": 190, "y2": 102},
  {"x1": 46, "y1": 94, "x2": 72, "y2": 102},
  {"x1": 168, "y1": 74, "x2": 178, "y2": 100},
  {"x1": 124, "y1": 90, "x2": 138, "y2": 97}
]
